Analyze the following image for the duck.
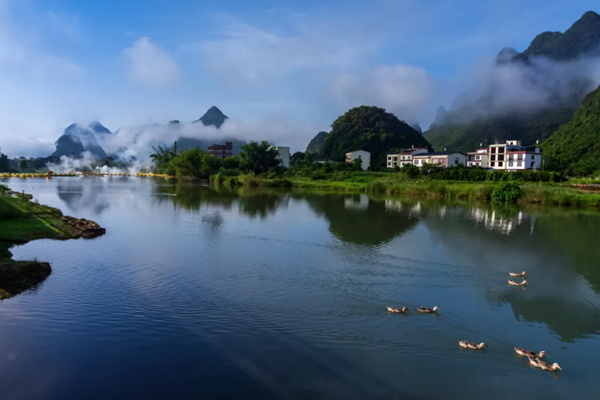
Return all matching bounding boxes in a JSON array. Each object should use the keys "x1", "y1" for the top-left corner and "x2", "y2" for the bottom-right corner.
[
  {"x1": 416, "y1": 306, "x2": 440, "y2": 313},
  {"x1": 387, "y1": 306, "x2": 409, "y2": 313},
  {"x1": 509, "y1": 271, "x2": 526, "y2": 277},
  {"x1": 459, "y1": 341, "x2": 487, "y2": 350},
  {"x1": 514, "y1": 347, "x2": 549, "y2": 358},
  {"x1": 508, "y1": 279, "x2": 528, "y2": 286},
  {"x1": 527, "y1": 356, "x2": 562, "y2": 372}
]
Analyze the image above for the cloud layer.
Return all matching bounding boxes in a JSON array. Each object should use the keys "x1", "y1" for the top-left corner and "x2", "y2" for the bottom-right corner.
[{"x1": 124, "y1": 37, "x2": 182, "y2": 87}]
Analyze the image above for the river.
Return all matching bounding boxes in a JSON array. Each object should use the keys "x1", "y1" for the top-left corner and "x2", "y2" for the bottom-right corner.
[{"x1": 1, "y1": 177, "x2": 600, "y2": 399}]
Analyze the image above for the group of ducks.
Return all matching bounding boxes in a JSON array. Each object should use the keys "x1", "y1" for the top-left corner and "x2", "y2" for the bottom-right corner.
[
  {"x1": 508, "y1": 270, "x2": 528, "y2": 286},
  {"x1": 386, "y1": 271, "x2": 563, "y2": 373}
]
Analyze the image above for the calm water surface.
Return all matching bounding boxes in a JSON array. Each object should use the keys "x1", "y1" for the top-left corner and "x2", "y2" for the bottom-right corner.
[{"x1": 1, "y1": 177, "x2": 600, "y2": 399}]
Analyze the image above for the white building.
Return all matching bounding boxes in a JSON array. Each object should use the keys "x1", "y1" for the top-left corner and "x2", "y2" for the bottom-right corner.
[
  {"x1": 412, "y1": 152, "x2": 467, "y2": 168},
  {"x1": 345, "y1": 150, "x2": 371, "y2": 170},
  {"x1": 270, "y1": 146, "x2": 290, "y2": 168},
  {"x1": 488, "y1": 140, "x2": 542, "y2": 171},
  {"x1": 387, "y1": 147, "x2": 428, "y2": 169},
  {"x1": 467, "y1": 147, "x2": 490, "y2": 168}
]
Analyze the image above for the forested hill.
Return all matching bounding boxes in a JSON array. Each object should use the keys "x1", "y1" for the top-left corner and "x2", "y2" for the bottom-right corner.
[
  {"x1": 319, "y1": 106, "x2": 431, "y2": 168},
  {"x1": 542, "y1": 85, "x2": 600, "y2": 175}
]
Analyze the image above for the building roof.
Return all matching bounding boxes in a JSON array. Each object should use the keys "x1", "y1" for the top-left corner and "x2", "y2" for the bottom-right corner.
[{"x1": 413, "y1": 152, "x2": 466, "y2": 157}]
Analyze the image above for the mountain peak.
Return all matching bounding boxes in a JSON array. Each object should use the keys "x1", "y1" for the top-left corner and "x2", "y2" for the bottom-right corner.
[
  {"x1": 88, "y1": 121, "x2": 112, "y2": 134},
  {"x1": 523, "y1": 10, "x2": 600, "y2": 60},
  {"x1": 194, "y1": 106, "x2": 229, "y2": 128}
]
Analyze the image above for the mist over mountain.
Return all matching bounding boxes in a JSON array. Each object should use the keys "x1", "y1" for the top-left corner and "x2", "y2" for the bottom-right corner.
[
  {"x1": 51, "y1": 122, "x2": 111, "y2": 159},
  {"x1": 425, "y1": 10, "x2": 600, "y2": 152}
]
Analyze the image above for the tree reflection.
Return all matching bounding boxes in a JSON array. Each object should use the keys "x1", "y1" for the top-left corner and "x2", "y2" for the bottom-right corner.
[{"x1": 295, "y1": 193, "x2": 419, "y2": 246}]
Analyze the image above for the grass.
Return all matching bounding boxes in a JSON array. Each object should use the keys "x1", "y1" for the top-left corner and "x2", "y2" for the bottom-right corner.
[{"x1": 0, "y1": 190, "x2": 104, "y2": 300}]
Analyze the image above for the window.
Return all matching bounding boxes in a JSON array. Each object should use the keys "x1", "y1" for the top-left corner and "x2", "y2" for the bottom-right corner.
[
  {"x1": 499, "y1": 162, "x2": 503, "y2": 167},
  {"x1": 491, "y1": 147, "x2": 496, "y2": 153},
  {"x1": 455, "y1": 159, "x2": 459, "y2": 165},
  {"x1": 509, "y1": 162, "x2": 513, "y2": 167},
  {"x1": 491, "y1": 155, "x2": 496, "y2": 161},
  {"x1": 498, "y1": 147, "x2": 505, "y2": 153},
  {"x1": 531, "y1": 161, "x2": 535, "y2": 167},
  {"x1": 531, "y1": 155, "x2": 534, "y2": 160},
  {"x1": 491, "y1": 162, "x2": 495, "y2": 167},
  {"x1": 388, "y1": 156, "x2": 392, "y2": 160},
  {"x1": 517, "y1": 162, "x2": 522, "y2": 167}
]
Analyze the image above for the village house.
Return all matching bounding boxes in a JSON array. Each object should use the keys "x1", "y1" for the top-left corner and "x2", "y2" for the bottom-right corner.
[
  {"x1": 467, "y1": 146, "x2": 490, "y2": 168},
  {"x1": 412, "y1": 152, "x2": 467, "y2": 168},
  {"x1": 488, "y1": 140, "x2": 542, "y2": 171},
  {"x1": 345, "y1": 150, "x2": 371, "y2": 170},
  {"x1": 207, "y1": 142, "x2": 233, "y2": 159},
  {"x1": 386, "y1": 147, "x2": 428, "y2": 169}
]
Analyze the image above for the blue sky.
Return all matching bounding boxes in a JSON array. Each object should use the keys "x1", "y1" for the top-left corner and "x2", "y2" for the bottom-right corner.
[{"x1": 0, "y1": 0, "x2": 598, "y2": 156}]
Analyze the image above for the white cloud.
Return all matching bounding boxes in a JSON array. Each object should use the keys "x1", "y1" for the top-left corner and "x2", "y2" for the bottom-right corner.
[
  {"x1": 0, "y1": 3, "x2": 83, "y2": 77},
  {"x1": 330, "y1": 64, "x2": 434, "y2": 124},
  {"x1": 124, "y1": 37, "x2": 182, "y2": 87},
  {"x1": 197, "y1": 14, "x2": 379, "y2": 82}
]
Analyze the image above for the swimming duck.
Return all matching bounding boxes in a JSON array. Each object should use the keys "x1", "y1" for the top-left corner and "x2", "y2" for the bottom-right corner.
[
  {"x1": 387, "y1": 306, "x2": 409, "y2": 313},
  {"x1": 528, "y1": 356, "x2": 562, "y2": 372},
  {"x1": 459, "y1": 341, "x2": 487, "y2": 349},
  {"x1": 508, "y1": 279, "x2": 528, "y2": 286},
  {"x1": 416, "y1": 306, "x2": 440, "y2": 313},
  {"x1": 514, "y1": 347, "x2": 549, "y2": 358},
  {"x1": 509, "y1": 271, "x2": 526, "y2": 277}
]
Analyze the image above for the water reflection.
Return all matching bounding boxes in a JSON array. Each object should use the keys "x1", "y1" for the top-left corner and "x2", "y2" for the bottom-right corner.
[
  {"x1": 57, "y1": 180, "x2": 110, "y2": 215},
  {"x1": 293, "y1": 193, "x2": 419, "y2": 246}
]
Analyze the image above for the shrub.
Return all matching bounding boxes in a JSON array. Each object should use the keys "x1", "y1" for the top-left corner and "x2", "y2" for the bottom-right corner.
[
  {"x1": 492, "y1": 182, "x2": 522, "y2": 202},
  {"x1": 366, "y1": 180, "x2": 387, "y2": 193},
  {"x1": 311, "y1": 171, "x2": 326, "y2": 180}
]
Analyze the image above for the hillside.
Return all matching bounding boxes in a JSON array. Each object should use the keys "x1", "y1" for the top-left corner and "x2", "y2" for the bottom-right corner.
[
  {"x1": 425, "y1": 10, "x2": 600, "y2": 152},
  {"x1": 320, "y1": 106, "x2": 431, "y2": 168},
  {"x1": 542, "y1": 85, "x2": 600, "y2": 175},
  {"x1": 306, "y1": 131, "x2": 328, "y2": 154}
]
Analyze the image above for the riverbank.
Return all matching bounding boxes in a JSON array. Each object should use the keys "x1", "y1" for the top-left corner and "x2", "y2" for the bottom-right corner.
[
  {"x1": 228, "y1": 176, "x2": 600, "y2": 207},
  {"x1": 0, "y1": 185, "x2": 105, "y2": 299}
]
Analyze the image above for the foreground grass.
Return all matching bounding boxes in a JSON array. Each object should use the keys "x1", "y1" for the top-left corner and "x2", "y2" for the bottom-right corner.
[{"x1": 0, "y1": 190, "x2": 105, "y2": 300}]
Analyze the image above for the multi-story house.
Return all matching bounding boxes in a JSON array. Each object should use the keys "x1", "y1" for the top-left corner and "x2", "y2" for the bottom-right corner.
[
  {"x1": 412, "y1": 152, "x2": 467, "y2": 168},
  {"x1": 386, "y1": 147, "x2": 428, "y2": 169},
  {"x1": 207, "y1": 142, "x2": 233, "y2": 159},
  {"x1": 467, "y1": 147, "x2": 490, "y2": 168},
  {"x1": 488, "y1": 140, "x2": 542, "y2": 171}
]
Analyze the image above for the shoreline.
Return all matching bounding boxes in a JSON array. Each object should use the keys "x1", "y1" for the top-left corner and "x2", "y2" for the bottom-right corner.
[
  {"x1": 232, "y1": 177, "x2": 600, "y2": 208},
  {"x1": 0, "y1": 186, "x2": 105, "y2": 300}
]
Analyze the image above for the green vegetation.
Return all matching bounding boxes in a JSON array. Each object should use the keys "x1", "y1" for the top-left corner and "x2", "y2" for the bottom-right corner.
[
  {"x1": 150, "y1": 140, "x2": 281, "y2": 180},
  {"x1": 0, "y1": 153, "x2": 9, "y2": 172},
  {"x1": 523, "y1": 11, "x2": 600, "y2": 60},
  {"x1": 492, "y1": 182, "x2": 522, "y2": 202},
  {"x1": 306, "y1": 131, "x2": 328, "y2": 154},
  {"x1": 542, "y1": 85, "x2": 600, "y2": 176},
  {"x1": 0, "y1": 188, "x2": 105, "y2": 299},
  {"x1": 424, "y1": 107, "x2": 575, "y2": 153},
  {"x1": 320, "y1": 106, "x2": 430, "y2": 167}
]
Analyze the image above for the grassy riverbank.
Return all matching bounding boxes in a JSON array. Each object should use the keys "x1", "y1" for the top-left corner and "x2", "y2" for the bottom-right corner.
[
  {"x1": 0, "y1": 185, "x2": 105, "y2": 299},
  {"x1": 226, "y1": 176, "x2": 600, "y2": 207}
]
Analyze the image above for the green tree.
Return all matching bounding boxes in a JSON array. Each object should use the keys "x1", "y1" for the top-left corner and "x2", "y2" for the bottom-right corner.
[
  {"x1": 150, "y1": 141, "x2": 179, "y2": 174},
  {"x1": 18, "y1": 158, "x2": 28, "y2": 171},
  {"x1": 352, "y1": 158, "x2": 363, "y2": 171},
  {"x1": 291, "y1": 152, "x2": 305, "y2": 166},
  {"x1": 222, "y1": 156, "x2": 240, "y2": 170},
  {"x1": 170, "y1": 148, "x2": 222, "y2": 180},
  {"x1": 239, "y1": 141, "x2": 281, "y2": 174},
  {"x1": 0, "y1": 153, "x2": 8, "y2": 172}
]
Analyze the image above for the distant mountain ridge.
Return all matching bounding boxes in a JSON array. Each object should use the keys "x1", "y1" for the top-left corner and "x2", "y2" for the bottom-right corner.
[
  {"x1": 51, "y1": 122, "x2": 111, "y2": 159},
  {"x1": 306, "y1": 131, "x2": 328, "y2": 154},
  {"x1": 424, "y1": 10, "x2": 600, "y2": 152},
  {"x1": 193, "y1": 106, "x2": 228, "y2": 128}
]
